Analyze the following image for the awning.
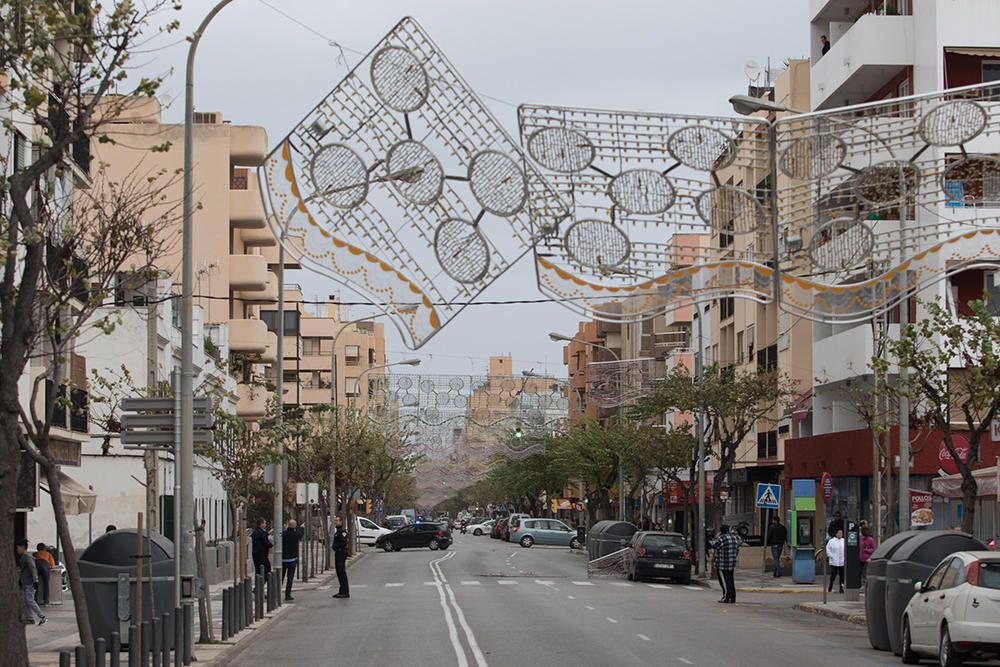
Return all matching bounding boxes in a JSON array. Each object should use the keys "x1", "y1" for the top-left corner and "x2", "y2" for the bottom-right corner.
[
  {"x1": 41, "y1": 471, "x2": 97, "y2": 515},
  {"x1": 931, "y1": 466, "x2": 998, "y2": 499},
  {"x1": 945, "y1": 47, "x2": 1000, "y2": 58},
  {"x1": 782, "y1": 388, "x2": 813, "y2": 423}
]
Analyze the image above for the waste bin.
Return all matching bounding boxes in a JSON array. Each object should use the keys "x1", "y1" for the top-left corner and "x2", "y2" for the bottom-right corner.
[
  {"x1": 47, "y1": 564, "x2": 66, "y2": 606},
  {"x1": 576, "y1": 526, "x2": 586, "y2": 546},
  {"x1": 883, "y1": 530, "x2": 986, "y2": 656},
  {"x1": 864, "y1": 531, "x2": 919, "y2": 650},
  {"x1": 586, "y1": 521, "x2": 637, "y2": 561},
  {"x1": 78, "y1": 529, "x2": 177, "y2": 645}
]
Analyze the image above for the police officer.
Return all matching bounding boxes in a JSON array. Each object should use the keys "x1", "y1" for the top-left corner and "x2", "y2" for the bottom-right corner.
[{"x1": 331, "y1": 515, "x2": 350, "y2": 599}]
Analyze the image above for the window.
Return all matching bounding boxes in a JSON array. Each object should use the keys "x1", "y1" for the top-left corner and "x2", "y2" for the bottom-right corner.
[
  {"x1": 756, "y1": 430, "x2": 777, "y2": 459},
  {"x1": 344, "y1": 378, "x2": 359, "y2": 397},
  {"x1": 282, "y1": 370, "x2": 298, "y2": 383},
  {"x1": 736, "y1": 331, "x2": 744, "y2": 364},
  {"x1": 746, "y1": 324, "x2": 755, "y2": 359},
  {"x1": 719, "y1": 297, "x2": 735, "y2": 321},
  {"x1": 924, "y1": 560, "x2": 951, "y2": 591},
  {"x1": 284, "y1": 311, "x2": 300, "y2": 336},
  {"x1": 345, "y1": 344, "x2": 360, "y2": 366},
  {"x1": 756, "y1": 343, "x2": 777, "y2": 372},
  {"x1": 983, "y1": 61, "x2": 1000, "y2": 84},
  {"x1": 12, "y1": 131, "x2": 27, "y2": 172},
  {"x1": 302, "y1": 338, "x2": 322, "y2": 356},
  {"x1": 940, "y1": 557, "x2": 966, "y2": 590},
  {"x1": 260, "y1": 311, "x2": 278, "y2": 334}
]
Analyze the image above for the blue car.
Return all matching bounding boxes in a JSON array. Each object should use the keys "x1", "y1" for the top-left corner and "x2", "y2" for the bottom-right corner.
[{"x1": 513, "y1": 518, "x2": 581, "y2": 549}]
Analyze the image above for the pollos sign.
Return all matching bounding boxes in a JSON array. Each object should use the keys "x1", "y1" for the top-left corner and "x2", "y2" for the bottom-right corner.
[{"x1": 821, "y1": 472, "x2": 834, "y2": 502}]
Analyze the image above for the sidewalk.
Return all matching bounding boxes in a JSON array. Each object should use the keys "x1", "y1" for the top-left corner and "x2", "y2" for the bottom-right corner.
[
  {"x1": 698, "y1": 567, "x2": 825, "y2": 594},
  {"x1": 794, "y1": 600, "x2": 867, "y2": 626},
  {"x1": 27, "y1": 550, "x2": 366, "y2": 666}
]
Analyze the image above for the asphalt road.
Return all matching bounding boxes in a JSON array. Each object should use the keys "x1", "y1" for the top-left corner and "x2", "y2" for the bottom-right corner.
[{"x1": 220, "y1": 532, "x2": 905, "y2": 667}]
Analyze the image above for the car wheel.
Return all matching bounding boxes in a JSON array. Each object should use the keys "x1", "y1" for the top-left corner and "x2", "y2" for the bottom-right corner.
[
  {"x1": 569, "y1": 537, "x2": 581, "y2": 550},
  {"x1": 939, "y1": 625, "x2": 963, "y2": 667},
  {"x1": 520, "y1": 535, "x2": 534, "y2": 548},
  {"x1": 901, "y1": 617, "x2": 920, "y2": 664},
  {"x1": 439, "y1": 544, "x2": 450, "y2": 550},
  {"x1": 382, "y1": 541, "x2": 393, "y2": 553},
  {"x1": 473, "y1": 529, "x2": 482, "y2": 536},
  {"x1": 429, "y1": 538, "x2": 440, "y2": 551}
]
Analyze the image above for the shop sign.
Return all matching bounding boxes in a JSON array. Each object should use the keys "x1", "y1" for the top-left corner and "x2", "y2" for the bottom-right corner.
[
  {"x1": 938, "y1": 435, "x2": 970, "y2": 476},
  {"x1": 910, "y1": 489, "x2": 934, "y2": 527}
]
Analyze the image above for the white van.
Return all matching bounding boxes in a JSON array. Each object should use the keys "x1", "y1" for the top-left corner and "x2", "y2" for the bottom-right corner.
[{"x1": 357, "y1": 516, "x2": 392, "y2": 545}]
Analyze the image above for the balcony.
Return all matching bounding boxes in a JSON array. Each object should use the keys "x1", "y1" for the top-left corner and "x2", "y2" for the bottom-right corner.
[
  {"x1": 813, "y1": 322, "x2": 898, "y2": 385},
  {"x1": 228, "y1": 319, "x2": 268, "y2": 354},
  {"x1": 228, "y1": 254, "x2": 267, "y2": 291},
  {"x1": 229, "y1": 125, "x2": 267, "y2": 166},
  {"x1": 259, "y1": 332, "x2": 278, "y2": 364},
  {"x1": 237, "y1": 271, "x2": 278, "y2": 303},
  {"x1": 236, "y1": 383, "x2": 268, "y2": 420},
  {"x1": 240, "y1": 226, "x2": 277, "y2": 248},
  {"x1": 811, "y1": 12, "x2": 914, "y2": 109},
  {"x1": 230, "y1": 184, "x2": 266, "y2": 229}
]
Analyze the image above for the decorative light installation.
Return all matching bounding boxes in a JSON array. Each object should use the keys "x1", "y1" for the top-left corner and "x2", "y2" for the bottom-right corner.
[
  {"x1": 585, "y1": 358, "x2": 658, "y2": 409},
  {"x1": 259, "y1": 17, "x2": 566, "y2": 349}
]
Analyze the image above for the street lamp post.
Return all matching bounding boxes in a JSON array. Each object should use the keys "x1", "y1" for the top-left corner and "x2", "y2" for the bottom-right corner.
[
  {"x1": 181, "y1": 0, "x2": 236, "y2": 601},
  {"x1": 549, "y1": 332, "x2": 627, "y2": 522}
]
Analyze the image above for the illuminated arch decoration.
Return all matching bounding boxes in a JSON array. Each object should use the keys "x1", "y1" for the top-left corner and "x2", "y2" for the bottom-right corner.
[
  {"x1": 518, "y1": 105, "x2": 775, "y2": 324},
  {"x1": 259, "y1": 17, "x2": 566, "y2": 349},
  {"x1": 773, "y1": 81, "x2": 1000, "y2": 323}
]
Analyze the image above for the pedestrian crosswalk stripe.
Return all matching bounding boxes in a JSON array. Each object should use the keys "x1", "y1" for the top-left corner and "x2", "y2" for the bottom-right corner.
[
  {"x1": 423, "y1": 581, "x2": 438, "y2": 586},
  {"x1": 353, "y1": 584, "x2": 368, "y2": 588},
  {"x1": 496, "y1": 580, "x2": 518, "y2": 585},
  {"x1": 572, "y1": 581, "x2": 595, "y2": 586},
  {"x1": 637, "y1": 634, "x2": 652, "y2": 641},
  {"x1": 610, "y1": 582, "x2": 633, "y2": 587},
  {"x1": 460, "y1": 581, "x2": 480, "y2": 585},
  {"x1": 684, "y1": 586, "x2": 702, "y2": 591},
  {"x1": 317, "y1": 585, "x2": 331, "y2": 590},
  {"x1": 606, "y1": 617, "x2": 619, "y2": 624},
  {"x1": 646, "y1": 583, "x2": 670, "y2": 589},
  {"x1": 385, "y1": 583, "x2": 404, "y2": 587}
]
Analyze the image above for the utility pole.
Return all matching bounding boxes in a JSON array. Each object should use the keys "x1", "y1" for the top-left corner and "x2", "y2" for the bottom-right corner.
[
  {"x1": 272, "y1": 244, "x2": 285, "y2": 571},
  {"x1": 897, "y1": 171, "x2": 911, "y2": 533},
  {"x1": 695, "y1": 302, "x2": 707, "y2": 577}
]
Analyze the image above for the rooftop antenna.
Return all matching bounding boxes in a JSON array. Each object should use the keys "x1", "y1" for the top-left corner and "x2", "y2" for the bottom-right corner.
[{"x1": 744, "y1": 59, "x2": 763, "y2": 85}]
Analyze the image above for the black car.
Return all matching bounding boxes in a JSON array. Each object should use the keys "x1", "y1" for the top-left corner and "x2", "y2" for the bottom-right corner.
[
  {"x1": 376, "y1": 522, "x2": 453, "y2": 552},
  {"x1": 624, "y1": 531, "x2": 692, "y2": 584}
]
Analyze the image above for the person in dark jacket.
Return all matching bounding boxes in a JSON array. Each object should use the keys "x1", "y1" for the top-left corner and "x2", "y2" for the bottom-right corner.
[
  {"x1": 251, "y1": 518, "x2": 272, "y2": 576},
  {"x1": 827, "y1": 510, "x2": 844, "y2": 539},
  {"x1": 17, "y1": 539, "x2": 45, "y2": 625},
  {"x1": 281, "y1": 519, "x2": 304, "y2": 601},
  {"x1": 32, "y1": 543, "x2": 53, "y2": 605},
  {"x1": 765, "y1": 516, "x2": 787, "y2": 578},
  {"x1": 331, "y1": 515, "x2": 350, "y2": 599},
  {"x1": 710, "y1": 525, "x2": 741, "y2": 604}
]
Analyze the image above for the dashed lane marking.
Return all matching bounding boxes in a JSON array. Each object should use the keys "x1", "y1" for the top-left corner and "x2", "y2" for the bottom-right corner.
[
  {"x1": 677, "y1": 659, "x2": 693, "y2": 665},
  {"x1": 567, "y1": 595, "x2": 575, "y2": 600},
  {"x1": 460, "y1": 581, "x2": 481, "y2": 586},
  {"x1": 610, "y1": 582, "x2": 633, "y2": 587},
  {"x1": 637, "y1": 634, "x2": 651, "y2": 641},
  {"x1": 646, "y1": 584, "x2": 671, "y2": 589},
  {"x1": 571, "y1": 581, "x2": 595, "y2": 586},
  {"x1": 317, "y1": 585, "x2": 331, "y2": 590},
  {"x1": 496, "y1": 580, "x2": 518, "y2": 585},
  {"x1": 424, "y1": 581, "x2": 438, "y2": 586},
  {"x1": 684, "y1": 586, "x2": 702, "y2": 591},
  {"x1": 585, "y1": 605, "x2": 596, "y2": 611},
  {"x1": 385, "y1": 583, "x2": 404, "y2": 587},
  {"x1": 606, "y1": 617, "x2": 619, "y2": 624}
]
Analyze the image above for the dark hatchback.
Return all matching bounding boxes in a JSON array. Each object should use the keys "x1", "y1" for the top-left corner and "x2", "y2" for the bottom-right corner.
[
  {"x1": 624, "y1": 531, "x2": 692, "y2": 584},
  {"x1": 376, "y1": 522, "x2": 452, "y2": 552}
]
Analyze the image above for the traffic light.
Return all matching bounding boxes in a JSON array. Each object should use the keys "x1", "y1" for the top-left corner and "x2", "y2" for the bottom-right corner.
[
  {"x1": 513, "y1": 427, "x2": 523, "y2": 439},
  {"x1": 584, "y1": 498, "x2": 589, "y2": 505}
]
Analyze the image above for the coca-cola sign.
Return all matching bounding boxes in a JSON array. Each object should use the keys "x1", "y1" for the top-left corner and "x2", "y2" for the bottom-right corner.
[{"x1": 939, "y1": 434, "x2": 970, "y2": 475}]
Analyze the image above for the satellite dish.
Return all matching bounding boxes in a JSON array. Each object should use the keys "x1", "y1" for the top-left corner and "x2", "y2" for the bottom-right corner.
[{"x1": 744, "y1": 60, "x2": 763, "y2": 83}]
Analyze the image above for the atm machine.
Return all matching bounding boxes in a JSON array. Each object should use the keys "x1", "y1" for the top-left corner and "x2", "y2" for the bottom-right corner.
[{"x1": 790, "y1": 479, "x2": 816, "y2": 583}]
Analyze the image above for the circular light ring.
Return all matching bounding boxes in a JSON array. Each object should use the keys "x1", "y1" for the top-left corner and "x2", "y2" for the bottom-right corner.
[
  {"x1": 608, "y1": 169, "x2": 676, "y2": 215},
  {"x1": 433, "y1": 218, "x2": 491, "y2": 284},
  {"x1": 400, "y1": 393, "x2": 418, "y2": 407},
  {"x1": 918, "y1": 100, "x2": 988, "y2": 147},
  {"x1": 386, "y1": 140, "x2": 443, "y2": 206},
  {"x1": 370, "y1": 46, "x2": 429, "y2": 113},
  {"x1": 419, "y1": 379, "x2": 434, "y2": 393},
  {"x1": 940, "y1": 154, "x2": 1000, "y2": 204},
  {"x1": 853, "y1": 160, "x2": 921, "y2": 206},
  {"x1": 309, "y1": 144, "x2": 369, "y2": 209},
  {"x1": 448, "y1": 377, "x2": 465, "y2": 391},
  {"x1": 778, "y1": 133, "x2": 847, "y2": 180},
  {"x1": 468, "y1": 150, "x2": 528, "y2": 217},
  {"x1": 397, "y1": 376, "x2": 413, "y2": 390},
  {"x1": 454, "y1": 394, "x2": 468, "y2": 408},
  {"x1": 526, "y1": 127, "x2": 595, "y2": 173},
  {"x1": 435, "y1": 392, "x2": 450, "y2": 407},
  {"x1": 563, "y1": 219, "x2": 631, "y2": 269},
  {"x1": 422, "y1": 406, "x2": 440, "y2": 423},
  {"x1": 808, "y1": 217, "x2": 874, "y2": 273},
  {"x1": 695, "y1": 186, "x2": 767, "y2": 234},
  {"x1": 666, "y1": 125, "x2": 737, "y2": 172}
]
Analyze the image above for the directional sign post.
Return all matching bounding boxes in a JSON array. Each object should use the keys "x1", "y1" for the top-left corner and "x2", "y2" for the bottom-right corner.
[
  {"x1": 120, "y1": 396, "x2": 214, "y2": 451},
  {"x1": 756, "y1": 483, "x2": 781, "y2": 510}
]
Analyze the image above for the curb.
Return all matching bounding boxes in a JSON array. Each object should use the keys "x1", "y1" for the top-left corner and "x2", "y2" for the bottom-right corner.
[
  {"x1": 737, "y1": 586, "x2": 822, "y2": 594},
  {"x1": 794, "y1": 602, "x2": 867, "y2": 627}
]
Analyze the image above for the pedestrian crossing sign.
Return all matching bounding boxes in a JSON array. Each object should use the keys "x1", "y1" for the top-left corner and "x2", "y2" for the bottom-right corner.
[{"x1": 756, "y1": 483, "x2": 781, "y2": 509}]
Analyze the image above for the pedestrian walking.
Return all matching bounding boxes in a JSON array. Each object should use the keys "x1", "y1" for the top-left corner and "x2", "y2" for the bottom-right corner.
[
  {"x1": 33, "y1": 543, "x2": 54, "y2": 606},
  {"x1": 331, "y1": 515, "x2": 350, "y2": 599},
  {"x1": 17, "y1": 539, "x2": 45, "y2": 626},
  {"x1": 710, "y1": 525, "x2": 741, "y2": 604},
  {"x1": 765, "y1": 515, "x2": 787, "y2": 578},
  {"x1": 860, "y1": 526, "x2": 876, "y2": 582},
  {"x1": 281, "y1": 519, "x2": 304, "y2": 601},
  {"x1": 827, "y1": 510, "x2": 844, "y2": 539},
  {"x1": 251, "y1": 518, "x2": 272, "y2": 577},
  {"x1": 826, "y1": 528, "x2": 846, "y2": 593}
]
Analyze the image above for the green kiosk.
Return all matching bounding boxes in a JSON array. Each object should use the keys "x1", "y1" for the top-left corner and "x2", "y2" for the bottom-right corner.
[{"x1": 790, "y1": 479, "x2": 816, "y2": 583}]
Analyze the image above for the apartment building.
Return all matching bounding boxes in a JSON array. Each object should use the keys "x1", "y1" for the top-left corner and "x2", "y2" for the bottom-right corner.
[{"x1": 786, "y1": 0, "x2": 1000, "y2": 534}]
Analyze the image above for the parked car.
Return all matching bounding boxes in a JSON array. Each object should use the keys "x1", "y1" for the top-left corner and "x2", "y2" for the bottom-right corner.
[
  {"x1": 901, "y1": 550, "x2": 1000, "y2": 666},
  {"x1": 384, "y1": 515, "x2": 408, "y2": 530},
  {"x1": 624, "y1": 531, "x2": 691, "y2": 584},
  {"x1": 375, "y1": 523, "x2": 453, "y2": 552},
  {"x1": 513, "y1": 518, "x2": 582, "y2": 549},
  {"x1": 357, "y1": 516, "x2": 392, "y2": 545},
  {"x1": 467, "y1": 519, "x2": 494, "y2": 537},
  {"x1": 504, "y1": 514, "x2": 530, "y2": 542},
  {"x1": 491, "y1": 517, "x2": 509, "y2": 540}
]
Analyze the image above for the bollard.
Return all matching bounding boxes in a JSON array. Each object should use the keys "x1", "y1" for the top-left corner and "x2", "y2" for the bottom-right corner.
[
  {"x1": 59, "y1": 651, "x2": 71, "y2": 667},
  {"x1": 111, "y1": 631, "x2": 122, "y2": 667},
  {"x1": 183, "y1": 603, "x2": 193, "y2": 666},
  {"x1": 265, "y1": 573, "x2": 272, "y2": 613},
  {"x1": 173, "y1": 606, "x2": 183, "y2": 667},
  {"x1": 237, "y1": 582, "x2": 245, "y2": 632},
  {"x1": 161, "y1": 612, "x2": 171, "y2": 666},
  {"x1": 128, "y1": 625, "x2": 138, "y2": 667},
  {"x1": 221, "y1": 587, "x2": 229, "y2": 641},
  {"x1": 96, "y1": 637, "x2": 107, "y2": 667},
  {"x1": 141, "y1": 620, "x2": 151, "y2": 667},
  {"x1": 76, "y1": 644, "x2": 86, "y2": 667},
  {"x1": 255, "y1": 575, "x2": 264, "y2": 620},
  {"x1": 152, "y1": 617, "x2": 161, "y2": 667},
  {"x1": 244, "y1": 578, "x2": 252, "y2": 627}
]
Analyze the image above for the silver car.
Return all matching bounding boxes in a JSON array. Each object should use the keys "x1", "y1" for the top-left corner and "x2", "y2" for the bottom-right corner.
[{"x1": 513, "y1": 518, "x2": 581, "y2": 549}]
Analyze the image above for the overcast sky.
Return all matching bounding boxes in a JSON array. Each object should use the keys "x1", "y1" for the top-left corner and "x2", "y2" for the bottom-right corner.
[{"x1": 145, "y1": 0, "x2": 809, "y2": 377}]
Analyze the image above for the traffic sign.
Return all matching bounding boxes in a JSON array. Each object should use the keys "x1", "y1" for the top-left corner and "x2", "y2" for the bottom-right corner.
[
  {"x1": 122, "y1": 397, "x2": 212, "y2": 412},
  {"x1": 121, "y1": 430, "x2": 213, "y2": 445},
  {"x1": 821, "y1": 472, "x2": 834, "y2": 502},
  {"x1": 574, "y1": 501, "x2": 585, "y2": 512},
  {"x1": 121, "y1": 413, "x2": 213, "y2": 429},
  {"x1": 755, "y1": 483, "x2": 780, "y2": 509}
]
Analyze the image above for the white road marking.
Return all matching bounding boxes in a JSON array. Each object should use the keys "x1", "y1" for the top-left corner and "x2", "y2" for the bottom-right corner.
[
  {"x1": 571, "y1": 581, "x2": 595, "y2": 586},
  {"x1": 585, "y1": 605, "x2": 596, "y2": 611},
  {"x1": 647, "y1": 584, "x2": 671, "y2": 589},
  {"x1": 384, "y1": 583, "x2": 404, "y2": 587},
  {"x1": 637, "y1": 634, "x2": 651, "y2": 641},
  {"x1": 677, "y1": 659, "x2": 693, "y2": 665},
  {"x1": 430, "y1": 551, "x2": 488, "y2": 667},
  {"x1": 496, "y1": 580, "x2": 518, "y2": 585},
  {"x1": 567, "y1": 595, "x2": 575, "y2": 600},
  {"x1": 606, "y1": 617, "x2": 619, "y2": 624},
  {"x1": 317, "y1": 585, "x2": 331, "y2": 590},
  {"x1": 428, "y1": 552, "x2": 467, "y2": 667},
  {"x1": 352, "y1": 584, "x2": 368, "y2": 589},
  {"x1": 534, "y1": 580, "x2": 555, "y2": 585},
  {"x1": 684, "y1": 586, "x2": 702, "y2": 591},
  {"x1": 509, "y1": 552, "x2": 517, "y2": 558},
  {"x1": 460, "y1": 581, "x2": 481, "y2": 586},
  {"x1": 610, "y1": 582, "x2": 633, "y2": 587},
  {"x1": 424, "y1": 581, "x2": 438, "y2": 586}
]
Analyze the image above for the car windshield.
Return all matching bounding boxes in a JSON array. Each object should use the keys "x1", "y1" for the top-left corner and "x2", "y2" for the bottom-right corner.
[
  {"x1": 643, "y1": 535, "x2": 685, "y2": 549},
  {"x1": 978, "y1": 562, "x2": 1000, "y2": 589}
]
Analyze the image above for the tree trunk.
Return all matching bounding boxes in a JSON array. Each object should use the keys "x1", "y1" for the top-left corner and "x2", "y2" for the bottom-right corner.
[
  {"x1": 960, "y1": 472, "x2": 978, "y2": 534},
  {"x1": 0, "y1": 418, "x2": 29, "y2": 666},
  {"x1": 345, "y1": 488, "x2": 357, "y2": 556},
  {"x1": 195, "y1": 521, "x2": 214, "y2": 643},
  {"x1": 43, "y1": 460, "x2": 96, "y2": 665}
]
